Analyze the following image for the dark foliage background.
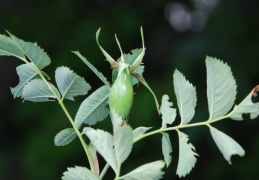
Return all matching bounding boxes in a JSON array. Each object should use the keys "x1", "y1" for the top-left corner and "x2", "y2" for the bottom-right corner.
[{"x1": 0, "y1": 0, "x2": 258, "y2": 179}]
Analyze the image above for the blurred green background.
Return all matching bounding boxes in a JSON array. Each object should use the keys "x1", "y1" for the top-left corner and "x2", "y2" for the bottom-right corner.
[{"x1": 0, "y1": 0, "x2": 258, "y2": 179}]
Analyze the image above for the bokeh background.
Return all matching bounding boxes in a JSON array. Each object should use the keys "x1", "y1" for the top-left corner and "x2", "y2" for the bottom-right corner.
[{"x1": 0, "y1": 0, "x2": 258, "y2": 179}]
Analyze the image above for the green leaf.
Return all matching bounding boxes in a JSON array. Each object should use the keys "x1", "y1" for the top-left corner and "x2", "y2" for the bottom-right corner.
[
  {"x1": 133, "y1": 127, "x2": 152, "y2": 139},
  {"x1": 62, "y1": 166, "x2": 100, "y2": 180},
  {"x1": 111, "y1": 109, "x2": 133, "y2": 164},
  {"x1": 176, "y1": 131, "x2": 198, "y2": 178},
  {"x1": 209, "y1": 126, "x2": 245, "y2": 164},
  {"x1": 85, "y1": 128, "x2": 117, "y2": 173},
  {"x1": 89, "y1": 143, "x2": 100, "y2": 176},
  {"x1": 9, "y1": 33, "x2": 51, "y2": 69},
  {"x1": 73, "y1": 51, "x2": 111, "y2": 88},
  {"x1": 173, "y1": 69, "x2": 196, "y2": 124},
  {"x1": 132, "y1": 72, "x2": 160, "y2": 115},
  {"x1": 55, "y1": 66, "x2": 91, "y2": 101},
  {"x1": 0, "y1": 34, "x2": 25, "y2": 60},
  {"x1": 161, "y1": 132, "x2": 173, "y2": 167},
  {"x1": 206, "y1": 56, "x2": 237, "y2": 121},
  {"x1": 54, "y1": 128, "x2": 77, "y2": 146},
  {"x1": 160, "y1": 95, "x2": 176, "y2": 128},
  {"x1": 11, "y1": 63, "x2": 39, "y2": 98},
  {"x1": 230, "y1": 85, "x2": 259, "y2": 120},
  {"x1": 112, "y1": 49, "x2": 145, "y2": 85},
  {"x1": 119, "y1": 160, "x2": 165, "y2": 180},
  {"x1": 74, "y1": 85, "x2": 110, "y2": 128},
  {"x1": 23, "y1": 79, "x2": 60, "y2": 102}
]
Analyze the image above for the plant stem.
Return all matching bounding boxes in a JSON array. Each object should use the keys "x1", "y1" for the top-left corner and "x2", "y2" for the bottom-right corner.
[
  {"x1": 100, "y1": 163, "x2": 110, "y2": 179},
  {"x1": 58, "y1": 101, "x2": 95, "y2": 172},
  {"x1": 24, "y1": 59, "x2": 95, "y2": 172},
  {"x1": 134, "y1": 114, "x2": 231, "y2": 143},
  {"x1": 115, "y1": 161, "x2": 121, "y2": 180}
]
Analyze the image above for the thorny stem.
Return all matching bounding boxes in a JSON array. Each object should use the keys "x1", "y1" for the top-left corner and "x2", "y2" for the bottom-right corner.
[{"x1": 23, "y1": 58, "x2": 95, "y2": 172}]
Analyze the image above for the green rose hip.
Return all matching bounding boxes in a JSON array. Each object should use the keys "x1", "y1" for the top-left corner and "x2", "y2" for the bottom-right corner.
[
  {"x1": 97, "y1": 27, "x2": 147, "y2": 118},
  {"x1": 109, "y1": 68, "x2": 133, "y2": 118}
]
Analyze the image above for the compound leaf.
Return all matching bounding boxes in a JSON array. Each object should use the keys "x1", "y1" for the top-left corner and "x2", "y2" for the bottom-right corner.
[
  {"x1": 161, "y1": 132, "x2": 173, "y2": 167},
  {"x1": 120, "y1": 160, "x2": 165, "y2": 180},
  {"x1": 74, "y1": 85, "x2": 110, "y2": 128},
  {"x1": 9, "y1": 33, "x2": 51, "y2": 69},
  {"x1": 160, "y1": 95, "x2": 176, "y2": 128},
  {"x1": 209, "y1": 126, "x2": 245, "y2": 164},
  {"x1": 55, "y1": 66, "x2": 91, "y2": 101},
  {"x1": 206, "y1": 56, "x2": 237, "y2": 121},
  {"x1": 230, "y1": 85, "x2": 259, "y2": 120},
  {"x1": 23, "y1": 79, "x2": 60, "y2": 102},
  {"x1": 85, "y1": 128, "x2": 117, "y2": 173},
  {"x1": 11, "y1": 63, "x2": 39, "y2": 98},
  {"x1": 173, "y1": 69, "x2": 196, "y2": 124},
  {"x1": 62, "y1": 166, "x2": 100, "y2": 180},
  {"x1": 54, "y1": 128, "x2": 77, "y2": 146},
  {"x1": 0, "y1": 34, "x2": 25, "y2": 60},
  {"x1": 176, "y1": 131, "x2": 198, "y2": 178},
  {"x1": 73, "y1": 51, "x2": 111, "y2": 88}
]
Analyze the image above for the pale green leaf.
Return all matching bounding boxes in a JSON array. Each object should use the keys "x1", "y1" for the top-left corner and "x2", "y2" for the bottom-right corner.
[
  {"x1": 160, "y1": 95, "x2": 176, "y2": 128},
  {"x1": 9, "y1": 33, "x2": 51, "y2": 69},
  {"x1": 0, "y1": 34, "x2": 25, "y2": 60},
  {"x1": 120, "y1": 160, "x2": 165, "y2": 180},
  {"x1": 73, "y1": 51, "x2": 111, "y2": 88},
  {"x1": 74, "y1": 85, "x2": 110, "y2": 128},
  {"x1": 176, "y1": 131, "x2": 198, "y2": 178},
  {"x1": 132, "y1": 72, "x2": 160, "y2": 115},
  {"x1": 89, "y1": 143, "x2": 100, "y2": 176},
  {"x1": 82, "y1": 127, "x2": 94, "y2": 135},
  {"x1": 23, "y1": 79, "x2": 60, "y2": 102},
  {"x1": 133, "y1": 127, "x2": 152, "y2": 139},
  {"x1": 11, "y1": 63, "x2": 39, "y2": 98},
  {"x1": 209, "y1": 126, "x2": 245, "y2": 164},
  {"x1": 85, "y1": 129, "x2": 117, "y2": 173},
  {"x1": 173, "y1": 69, "x2": 196, "y2": 124},
  {"x1": 111, "y1": 110, "x2": 133, "y2": 164},
  {"x1": 161, "y1": 132, "x2": 172, "y2": 167},
  {"x1": 54, "y1": 128, "x2": 77, "y2": 146},
  {"x1": 62, "y1": 166, "x2": 100, "y2": 180},
  {"x1": 55, "y1": 66, "x2": 91, "y2": 101},
  {"x1": 206, "y1": 56, "x2": 237, "y2": 120},
  {"x1": 230, "y1": 85, "x2": 259, "y2": 120}
]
